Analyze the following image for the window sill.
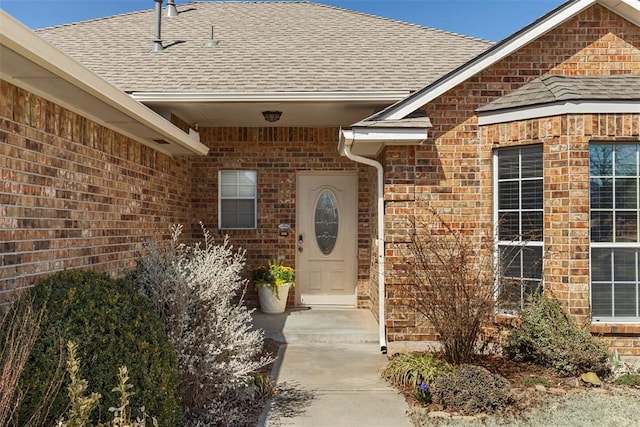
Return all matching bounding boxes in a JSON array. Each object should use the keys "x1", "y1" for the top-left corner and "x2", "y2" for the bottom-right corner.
[{"x1": 591, "y1": 323, "x2": 640, "y2": 335}]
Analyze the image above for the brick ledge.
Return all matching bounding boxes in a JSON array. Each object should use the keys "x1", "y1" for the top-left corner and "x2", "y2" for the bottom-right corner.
[{"x1": 591, "y1": 324, "x2": 640, "y2": 335}]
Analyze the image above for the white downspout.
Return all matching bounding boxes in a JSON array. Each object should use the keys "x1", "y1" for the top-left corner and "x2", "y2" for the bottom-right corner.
[{"x1": 341, "y1": 133, "x2": 387, "y2": 354}]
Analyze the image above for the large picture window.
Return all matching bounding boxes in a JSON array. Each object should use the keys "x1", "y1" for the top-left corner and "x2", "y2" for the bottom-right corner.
[
  {"x1": 495, "y1": 146, "x2": 543, "y2": 311},
  {"x1": 590, "y1": 143, "x2": 640, "y2": 322},
  {"x1": 219, "y1": 170, "x2": 257, "y2": 229}
]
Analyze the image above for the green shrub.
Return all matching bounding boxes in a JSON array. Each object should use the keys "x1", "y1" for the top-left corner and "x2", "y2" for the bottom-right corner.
[
  {"x1": 503, "y1": 292, "x2": 610, "y2": 377},
  {"x1": 431, "y1": 364, "x2": 513, "y2": 415},
  {"x1": 382, "y1": 353, "x2": 452, "y2": 389},
  {"x1": 9, "y1": 270, "x2": 180, "y2": 426},
  {"x1": 614, "y1": 373, "x2": 640, "y2": 387}
]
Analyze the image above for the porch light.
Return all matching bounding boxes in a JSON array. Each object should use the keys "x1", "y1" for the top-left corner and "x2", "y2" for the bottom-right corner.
[{"x1": 262, "y1": 111, "x2": 282, "y2": 122}]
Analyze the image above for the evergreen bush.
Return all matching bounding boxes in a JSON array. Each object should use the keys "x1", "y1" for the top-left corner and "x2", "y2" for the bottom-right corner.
[
  {"x1": 7, "y1": 270, "x2": 180, "y2": 427},
  {"x1": 503, "y1": 292, "x2": 610, "y2": 377}
]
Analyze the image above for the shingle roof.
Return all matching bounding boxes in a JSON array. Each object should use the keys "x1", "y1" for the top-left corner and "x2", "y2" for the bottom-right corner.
[
  {"x1": 35, "y1": 1, "x2": 492, "y2": 94},
  {"x1": 477, "y1": 75, "x2": 640, "y2": 112}
]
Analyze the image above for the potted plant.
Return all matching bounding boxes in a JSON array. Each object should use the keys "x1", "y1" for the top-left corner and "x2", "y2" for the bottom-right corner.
[{"x1": 251, "y1": 258, "x2": 295, "y2": 314}]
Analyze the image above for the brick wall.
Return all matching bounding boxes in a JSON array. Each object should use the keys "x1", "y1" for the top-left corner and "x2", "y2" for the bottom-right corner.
[
  {"x1": 191, "y1": 126, "x2": 373, "y2": 307},
  {"x1": 381, "y1": 3, "x2": 640, "y2": 352},
  {"x1": 0, "y1": 81, "x2": 192, "y2": 306}
]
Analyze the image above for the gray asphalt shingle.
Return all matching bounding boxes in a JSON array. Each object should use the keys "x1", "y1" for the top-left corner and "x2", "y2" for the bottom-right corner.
[
  {"x1": 36, "y1": 1, "x2": 492, "y2": 94},
  {"x1": 477, "y1": 74, "x2": 640, "y2": 112}
]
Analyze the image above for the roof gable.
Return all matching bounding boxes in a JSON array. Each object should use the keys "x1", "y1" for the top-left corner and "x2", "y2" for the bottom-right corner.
[{"x1": 368, "y1": 0, "x2": 640, "y2": 122}]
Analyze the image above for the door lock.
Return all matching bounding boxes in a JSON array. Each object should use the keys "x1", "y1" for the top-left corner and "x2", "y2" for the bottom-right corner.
[{"x1": 298, "y1": 234, "x2": 304, "y2": 252}]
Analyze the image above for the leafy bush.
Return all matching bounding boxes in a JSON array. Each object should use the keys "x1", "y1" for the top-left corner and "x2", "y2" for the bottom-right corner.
[
  {"x1": 382, "y1": 353, "x2": 451, "y2": 389},
  {"x1": 431, "y1": 364, "x2": 513, "y2": 415},
  {"x1": 129, "y1": 223, "x2": 273, "y2": 426},
  {"x1": 9, "y1": 270, "x2": 180, "y2": 427},
  {"x1": 400, "y1": 214, "x2": 497, "y2": 364},
  {"x1": 503, "y1": 292, "x2": 610, "y2": 377}
]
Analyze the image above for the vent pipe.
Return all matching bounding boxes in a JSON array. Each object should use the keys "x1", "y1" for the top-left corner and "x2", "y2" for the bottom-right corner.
[
  {"x1": 166, "y1": 0, "x2": 179, "y2": 17},
  {"x1": 152, "y1": 0, "x2": 164, "y2": 52}
]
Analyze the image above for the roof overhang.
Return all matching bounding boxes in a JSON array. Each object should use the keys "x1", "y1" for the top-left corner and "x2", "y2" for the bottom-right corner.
[
  {"x1": 478, "y1": 100, "x2": 640, "y2": 125},
  {"x1": 339, "y1": 120, "x2": 430, "y2": 157},
  {"x1": 0, "y1": 11, "x2": 209, "y2": 157},
  {"x1": 369, "y1": 0, "x2": 640, "y2": 122},
  {"x1": 130, "y1": 91, "x2": 412, "y2": 128}
]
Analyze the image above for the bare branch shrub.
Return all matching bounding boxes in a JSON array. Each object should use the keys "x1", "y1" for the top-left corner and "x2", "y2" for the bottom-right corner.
[
  {"x1": 0, "y1": 294, "x2": 64, "y2": 427},
  {"x1": 129, "y1": 223, "x2": 274, "y2": 426},
  {"x1": 400, "y1": 215, "x2": 496, "y2": 364}
]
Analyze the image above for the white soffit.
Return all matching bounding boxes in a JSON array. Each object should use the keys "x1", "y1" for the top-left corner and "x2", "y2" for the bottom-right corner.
[
  {"x1": 478, "y1": 100, "x2": 640, "y2": 125},
  {"x1": 376, "y1": 0, "x2": 640, "y2": 121},
  {"x1": 0, "y1": 11, "x2": 209, "y2": 157}
]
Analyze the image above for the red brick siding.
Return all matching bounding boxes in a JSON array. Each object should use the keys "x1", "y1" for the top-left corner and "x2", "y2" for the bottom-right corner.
[
  {"x1": 381, "y1": 4, "x2": 640, "y2": 352},
  {"x1": 191, "y1": 127, "x2": 373, "y2": 308},
  {"x1": 0, "y1": 81, "x2": 192, "y2": 306}
]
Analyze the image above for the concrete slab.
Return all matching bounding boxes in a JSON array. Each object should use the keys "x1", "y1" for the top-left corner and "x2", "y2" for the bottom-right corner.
[
  {"x1": 262, "y1": 344, "x2": 411, "y2": 427},
  {"x1": 253, "y1": 309, "x2": 412, "y2": 427},
  {"x1": 252, "y1": 307, "x2": 380, "y2": 344}
]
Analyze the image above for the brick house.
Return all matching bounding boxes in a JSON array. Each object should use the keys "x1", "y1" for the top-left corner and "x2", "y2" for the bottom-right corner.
[
  {"x1": 1, "y1": 0, "x2": 639, "y2": 355},
  {"x1": 340, "y1": 0, "x2": 640, "y2": 354}
]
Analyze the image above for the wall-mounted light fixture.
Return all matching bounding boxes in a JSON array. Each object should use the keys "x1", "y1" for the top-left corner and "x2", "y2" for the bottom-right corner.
[{"x1": 262, "y1": 111, "x2": 282, "y2": 122}]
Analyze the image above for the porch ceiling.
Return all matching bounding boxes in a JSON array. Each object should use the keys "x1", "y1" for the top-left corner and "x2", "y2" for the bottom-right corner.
[{"x1": 135, "y1": 95, "x2": 410, "y2": 128}]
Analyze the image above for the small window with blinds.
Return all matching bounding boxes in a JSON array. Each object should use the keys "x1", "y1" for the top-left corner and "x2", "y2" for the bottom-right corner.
[{"x1": 218, "y1": 170, "x2": 257, "y2": 229}]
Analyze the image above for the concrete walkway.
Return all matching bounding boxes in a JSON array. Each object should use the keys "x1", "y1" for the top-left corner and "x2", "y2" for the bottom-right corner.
[{"x1": 252, "y1": 308, "x2": 412, "y2": 427}]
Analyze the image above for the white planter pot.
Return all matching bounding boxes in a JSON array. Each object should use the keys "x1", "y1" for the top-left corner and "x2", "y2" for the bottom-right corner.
[{"x1": 258, "y1": 282, "x2": 292, "y2": 314}]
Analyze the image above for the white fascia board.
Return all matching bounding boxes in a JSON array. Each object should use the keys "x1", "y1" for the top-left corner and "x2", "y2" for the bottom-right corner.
[
  {"x1": 350, "y1": 127, "x2": 429, "y2": 142},
  {"x1": 130, "y1": 91, "x2": 411, "y2": 103},
  {"x1": 0, "y1": 11, "x2": 208, "y2": 156},
  {"x1": 478, "y1": 100, "x2": 640, "y2": 125},
  {"x1": 383, "y1": 0, "x2": 596, "y2": 121}
]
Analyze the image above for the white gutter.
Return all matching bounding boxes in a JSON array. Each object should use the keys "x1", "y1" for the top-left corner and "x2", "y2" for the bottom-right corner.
[
  {"x1": 130, "y1": 91, "x2": 411, "y2": 103},
  {"x1": 340, "y1": 129, "x2": 387, "y2": 354}
]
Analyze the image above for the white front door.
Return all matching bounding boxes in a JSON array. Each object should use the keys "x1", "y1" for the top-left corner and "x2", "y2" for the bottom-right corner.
[{"x1": 296, "y1": 172, "x2": 357, "y2": 306}]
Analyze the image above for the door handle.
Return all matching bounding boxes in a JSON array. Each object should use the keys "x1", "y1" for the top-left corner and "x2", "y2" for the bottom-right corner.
[{"x1": 298, "y1": 234, "x2": 304, "y2": 252}]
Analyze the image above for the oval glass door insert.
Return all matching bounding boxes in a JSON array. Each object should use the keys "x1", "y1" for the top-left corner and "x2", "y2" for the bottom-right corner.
[{"x1": 314, "y1": 190, "x2": 339, "y2": 255}]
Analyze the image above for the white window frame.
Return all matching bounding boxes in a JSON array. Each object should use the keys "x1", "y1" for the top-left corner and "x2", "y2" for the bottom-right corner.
[
  {"x1": 493, "y1": 145, "x2": 544, "y2": 312},
  {"x1": 590, "y1": 142, "x2": 640, "y2": 323},
  {"x1": 218, "y1": 170, "x2": 257, "y2": 230}
]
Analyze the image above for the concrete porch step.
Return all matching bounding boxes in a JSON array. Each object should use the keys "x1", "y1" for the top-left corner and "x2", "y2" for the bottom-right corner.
[{"x1": 251, "y1": 307, "x2": 380, "y2": 344}]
